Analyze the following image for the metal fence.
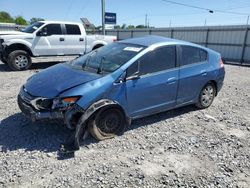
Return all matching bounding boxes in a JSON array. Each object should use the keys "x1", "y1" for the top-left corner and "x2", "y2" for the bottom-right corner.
[
  {"x1": 1, "y1": 24, "x2": 249, "y2": 65},
  {"x1": 0, "y1": 23, "x2": 25, "y2": 31},
  {"x1": 103, "y1": 25, "x2": 250, "y2": 65}
]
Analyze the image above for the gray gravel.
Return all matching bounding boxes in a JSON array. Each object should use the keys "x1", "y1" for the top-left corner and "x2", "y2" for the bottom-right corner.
[{"x1": 0, "y1": 59, "x2": 250, "y2": 187}]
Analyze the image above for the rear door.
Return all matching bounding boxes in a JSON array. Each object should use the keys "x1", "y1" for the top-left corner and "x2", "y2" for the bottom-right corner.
[
  {"x1": 63, "y1": 24, "x2": 85, "y2": 55},
  {"x1": 33, "y1": 23, "x2": 65, "y2": 56},
  {"x1": 177, "y1": 45, "x2": 208, "y2": 105},
  {"x1": 125, "y1": 45, "x2": 179, "y2": 118}
]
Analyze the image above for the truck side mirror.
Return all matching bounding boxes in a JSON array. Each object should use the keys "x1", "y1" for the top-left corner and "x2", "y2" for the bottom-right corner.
[{"x1": 36, "y1": 30, "x2": 47, "y2": 36}]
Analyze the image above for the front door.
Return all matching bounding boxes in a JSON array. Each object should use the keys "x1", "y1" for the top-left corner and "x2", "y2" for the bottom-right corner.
[
  {"x1": 33, "y1": 24, "x2": 65, "y2": 56},
  {"x1": 125, "y1": 45, "x2": 179, "y2": 118}
]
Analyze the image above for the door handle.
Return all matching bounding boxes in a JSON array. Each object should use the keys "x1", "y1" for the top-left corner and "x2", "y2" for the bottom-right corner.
[
  {"x1": 167, "y1": 77, "x2": 177, "y2": 84},
  {"x1": 200, "y1": 70, "x2": 207, "y2": 76},
  {"x1": 59, "y1": 37, "x2": 65, "y2": 41},
  {"x1": 79, "y1": 38, "x2": 84, "y2": 41}
]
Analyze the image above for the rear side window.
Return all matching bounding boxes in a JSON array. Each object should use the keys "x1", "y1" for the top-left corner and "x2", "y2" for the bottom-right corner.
[
  {"x1": 139, "y1": 46, "x2": 176, "y2": 75},
  {"x1": 65, "y1": 24, "x2": 81, "y2": 35},
  {"x1": 180, "y1": 46, "x2": 207, "y2": 66},
  {"x1": 43, "y1": 24, "x2": 62, "y2": 35}
]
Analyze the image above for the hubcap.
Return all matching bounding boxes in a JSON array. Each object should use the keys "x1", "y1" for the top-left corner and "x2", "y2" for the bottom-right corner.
[
  {"x1": 15, "y1": 55, "x2": 28, "y2": 68},
  {"x1": 201, "y1": 85, "x2": 214, "y2": 107},
  {"x1": 98, "y1": 111, "x2": 121, "y2": 134}
]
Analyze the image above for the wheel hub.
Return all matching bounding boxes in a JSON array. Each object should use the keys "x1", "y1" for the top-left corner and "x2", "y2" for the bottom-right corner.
[
  {"x1": 201, "y1": 85, "x2": 214, "y2": 106},
  {"x1": 15, "y1": 55, "x2": 28, "y2": 68}
]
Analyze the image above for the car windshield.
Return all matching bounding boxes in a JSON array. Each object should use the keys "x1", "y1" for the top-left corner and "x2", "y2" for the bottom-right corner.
[
  {"x1": 68, "y1": 42, "x2": 145, "y2": 74},
  {"x1": 21, "y1": 22, "x2": 44, "y2": 33}
]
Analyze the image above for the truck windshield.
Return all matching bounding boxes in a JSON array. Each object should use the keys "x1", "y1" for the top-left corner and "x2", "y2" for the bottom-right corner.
[
  {"x1": 69, "y1": 42, "x2": 145, "y2": 74},
  {"x1": 21, "y1": 22, "x2": 44, "y2": 33}
]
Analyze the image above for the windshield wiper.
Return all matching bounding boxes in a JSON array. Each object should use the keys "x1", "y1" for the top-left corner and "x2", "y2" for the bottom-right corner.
[{"x1": 97, "y1": 56, "x2": 105, "y2": 74}]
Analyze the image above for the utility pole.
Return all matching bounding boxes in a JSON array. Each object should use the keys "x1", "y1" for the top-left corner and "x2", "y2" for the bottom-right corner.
[
  {"x1": 145, "y1": 14, "x2": 148, "y2": 28},
  {"x1": 101, "y1": 0, "x2": 105, "y2": 35},
  {"x1": 247, "y1": 15, "x2": 249, "y2": 25},
  {"x1": 204, "y1": 19, "x2": 207, "y2": 26}
]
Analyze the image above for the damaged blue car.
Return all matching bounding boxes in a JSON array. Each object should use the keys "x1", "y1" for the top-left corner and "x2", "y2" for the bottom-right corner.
[{"x1": 18, "y1": 36, "x2": 225, "y2": 152}]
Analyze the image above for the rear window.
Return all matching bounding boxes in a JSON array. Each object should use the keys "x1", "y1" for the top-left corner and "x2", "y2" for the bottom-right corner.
[
  {"x1": 65, "y1": 24, "x2": 81, "y2": 35},
  {"x1": 180, "y1": 46, "x2": 207, "y2": 66}
]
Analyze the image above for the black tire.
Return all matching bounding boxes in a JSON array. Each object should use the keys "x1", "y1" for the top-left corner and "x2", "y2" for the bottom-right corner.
[
  {"x1": 196, "y1": 82, "x2": 216, "y2": 109},
  {"x1": 88, "y1": 108, "x2": 126, "y2": 141},
  {"x1": 7, "y1": 50, "x2": 32, "y2": 71}
]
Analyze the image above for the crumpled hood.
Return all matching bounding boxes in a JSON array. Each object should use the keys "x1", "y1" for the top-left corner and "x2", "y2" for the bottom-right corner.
[{"x1": 25, "y1": 63, "x2": 101, "y2": 98}]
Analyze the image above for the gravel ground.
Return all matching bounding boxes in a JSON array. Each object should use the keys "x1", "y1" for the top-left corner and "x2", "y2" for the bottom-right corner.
[{"x1": 0, "y1": 59, "x2": 250, "y2": 188}]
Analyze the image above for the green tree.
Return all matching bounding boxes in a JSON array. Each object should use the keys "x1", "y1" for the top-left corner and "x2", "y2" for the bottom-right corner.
[
  {"x1": 136, "y1": 25, "x2": 146, "y2": 29},
  {"x1": 0, "y1": 11, "x2": 14, "y2": 23},
  {"x1": 30, "y1": 17, "x2": 45, "y2": 24},
  {"x1": 114, "y1": 25, "x2": 121, "y2": 29},
  {"x1": 127, "y1": 25, "x2": 135, "y2": 29},
  {"x1": 15, "y1": 16, "x2": 27, "y2": 25}
]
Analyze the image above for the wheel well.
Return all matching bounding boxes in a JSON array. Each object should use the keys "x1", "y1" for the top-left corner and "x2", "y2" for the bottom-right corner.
[
  {"x1": 6, "y1": 44, "x2": 33, "y2": 57},
  {"x1": 92, "y1": 44, "x2": 104, "y2": 51}
]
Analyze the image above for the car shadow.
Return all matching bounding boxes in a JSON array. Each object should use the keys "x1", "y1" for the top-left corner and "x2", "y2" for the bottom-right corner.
[{"x1": 0, "y1": 105, "x2": 198, "y2": 159}]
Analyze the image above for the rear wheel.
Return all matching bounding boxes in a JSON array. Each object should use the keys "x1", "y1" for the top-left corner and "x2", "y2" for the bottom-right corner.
[
  {"x1": 7, "y1": 50, "x2": 32, "y2": 71},
  {"x1": 88, "y1": 108, "x2": 126, "y2": 141},
  {"x1": 196, "y1": 83, "x2": 216, "y2": 109}
]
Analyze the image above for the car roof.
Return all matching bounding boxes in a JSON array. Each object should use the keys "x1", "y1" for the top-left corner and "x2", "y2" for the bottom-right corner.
[
  {"x1": 39, "y1": 20, "x2": 81, "y2": 25},
  {"x1": 119, "y1": 35, "x2": 202, "y2": 48}
]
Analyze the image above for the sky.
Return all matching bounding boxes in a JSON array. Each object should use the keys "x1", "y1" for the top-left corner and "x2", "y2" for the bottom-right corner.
[{"x1": 1, "y1": 0, "x2": 250, "y2": 27}]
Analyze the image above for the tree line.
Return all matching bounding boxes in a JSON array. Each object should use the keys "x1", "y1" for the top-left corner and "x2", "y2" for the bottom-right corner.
[{"x1": 0, "y1": 11, "x2": 44, "y2": 25}]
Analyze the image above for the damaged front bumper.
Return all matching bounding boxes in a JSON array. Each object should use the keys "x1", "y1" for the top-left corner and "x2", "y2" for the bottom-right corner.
[
  {"x1": 18, "y1": 94, "x2": 64, "y2": 122},
  {"x1": 17, "y1": 88, "x2": 84, "y2": 129}
]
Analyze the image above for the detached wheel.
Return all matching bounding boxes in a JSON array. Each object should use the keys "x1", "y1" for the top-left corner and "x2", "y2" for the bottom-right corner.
[
  {"x1": 88, "y1": 108, "x2": 126, "y2": 141},
  {"x1": 7, "y1": 50, "x2": 32, "y2": 71},
  {"x1": 196, "y1": 82, "x2": 216, "y2": 109}
]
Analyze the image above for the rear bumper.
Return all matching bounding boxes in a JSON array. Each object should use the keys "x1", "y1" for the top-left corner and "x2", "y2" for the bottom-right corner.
[
  {"x1": 17, "y1": 94, "x2": 64, "y2": 122},
  {"x1": 216, "y1": 67, "x2": 225, "y2": 94}
]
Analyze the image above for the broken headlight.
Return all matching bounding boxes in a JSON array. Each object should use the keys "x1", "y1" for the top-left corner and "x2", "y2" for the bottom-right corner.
[{"x1": 51, "y1": 96, "x2": 80, "y2": 110}]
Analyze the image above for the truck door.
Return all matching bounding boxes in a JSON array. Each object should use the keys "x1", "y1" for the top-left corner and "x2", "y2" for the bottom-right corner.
[
  {"x1": 33, "y1": 24, "x2": 65, "y2": 56},
  {"x1": 63, "y1": 24, "x2": 85, "y2": 55}
]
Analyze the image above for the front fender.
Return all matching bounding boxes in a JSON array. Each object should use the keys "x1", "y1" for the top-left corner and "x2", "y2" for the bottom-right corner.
[{"x1": 4, "y1": 39, "x2": 32, "y2": 49}]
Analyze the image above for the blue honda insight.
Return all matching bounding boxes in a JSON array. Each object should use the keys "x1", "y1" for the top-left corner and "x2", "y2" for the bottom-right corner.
[{"x1": 18, "y1": 36, "x2": 225, "y2": 151}]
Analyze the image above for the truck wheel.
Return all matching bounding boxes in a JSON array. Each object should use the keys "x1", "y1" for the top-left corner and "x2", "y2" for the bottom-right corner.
[
  {"x1": 196, "y1": 82, "x2": 216, "y2": 109},
  {"x1": 7, "y1": 50, "x2": 32, "y2": 71},
  {"x1": 88, "y1": 108, "x2": 126, "y2": 141}
]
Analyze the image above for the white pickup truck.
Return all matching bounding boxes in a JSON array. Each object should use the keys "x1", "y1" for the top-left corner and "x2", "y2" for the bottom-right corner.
[{"x1": 0, "y1": 21, "x2": 117, "y2": 70}]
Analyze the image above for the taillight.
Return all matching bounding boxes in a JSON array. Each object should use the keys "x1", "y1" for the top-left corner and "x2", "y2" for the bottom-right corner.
[{"x1": 219, "y1": 58, "x2": 224, "y2": 68}]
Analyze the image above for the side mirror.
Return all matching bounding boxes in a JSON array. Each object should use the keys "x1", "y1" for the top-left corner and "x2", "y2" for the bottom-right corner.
[
  {"x1": 126, "y1": 72, "x2": 140, "y2": 81},
  {"x1": 36, "y1": 30, "x2": 47, "y2": 36}
]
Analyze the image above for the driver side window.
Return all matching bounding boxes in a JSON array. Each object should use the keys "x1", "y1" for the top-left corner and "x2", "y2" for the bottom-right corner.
[{"x1": 41, "y1": 24, "x2": 62, "y2": 35}]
